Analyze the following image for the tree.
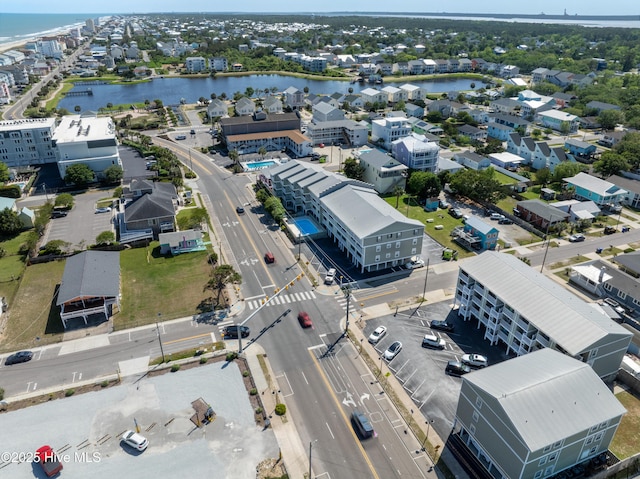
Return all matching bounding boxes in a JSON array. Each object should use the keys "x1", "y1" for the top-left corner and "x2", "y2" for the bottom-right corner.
[
  {"x1": 0, "y1": 208, "x2": 22, "y2": 236},
  {"x1": 0, "y1": 161, "x2": 9, "y2": 183},
  {"x1": 55, "y1": 193, "x2": 74, "y2": 209},
  {"x1": 343, "y1": 158, "x2": 365, "y2": 180},
  {"x1": 407, "y1": 171, "x2": 441, "y2": 201},
  {"x1": 74, "y1": 105, "x2": 81, "y2": 113},
  {"x1": 393, "y1": 185, "x2": 405, "y2": 208},
  {"x1": 258, "y1": 146, "x2": 267, "y2": 160},
  {"x1": 535, "y1": 168, "x2": 552, "y2": 187},
  {"x1": 593, "y1": 151, "x2": 630, "y2": 177},
  {"x1": 64, "y1": 164, "x2": 95, "y2": 186},
  {"x1": 103, "y1": 165, "x2": 123, "y2": 184},
  {"x1": 552, "y1": 162, "x2": 583, "y2": 183},
  {"x1": 449, "y1": 168, "x2": 507, "y2": 203},
  {"x1": 40, "y1": 240, "x2": 69, "y2": 255},
  {"x1": 204, "y1": 264, "x2": 242, "y2": 307},
  {"x1": 228, "y1": 149, "x2": 239, "y2": 168},
  {"x1": 598, "y1": 109, "x2": 625, "y2": 131},
  {"x1": 244, "y1": 87, "x2": 254, "y2": 98},
  {"x1": 95, "y1": 231, "x2": 116, "y2": 245}
]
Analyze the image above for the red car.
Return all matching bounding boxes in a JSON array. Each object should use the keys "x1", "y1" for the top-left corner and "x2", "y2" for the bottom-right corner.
[
  {"x1": 35, "y1": 445, "x2": 63, "y2": 477},
  {"x1": 298, "y1": 311, "x2": 312, "y2": 328}
]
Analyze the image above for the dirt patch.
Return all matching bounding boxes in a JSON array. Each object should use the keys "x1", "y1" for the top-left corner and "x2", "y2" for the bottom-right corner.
[{"x1": 256, "y1": 458, "x2": 288, "y2": 479}]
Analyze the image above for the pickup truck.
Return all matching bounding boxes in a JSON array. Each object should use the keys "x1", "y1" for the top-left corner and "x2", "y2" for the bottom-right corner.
[{"x1": 35, "y1": 445, "x2": 63, "y2": 477}]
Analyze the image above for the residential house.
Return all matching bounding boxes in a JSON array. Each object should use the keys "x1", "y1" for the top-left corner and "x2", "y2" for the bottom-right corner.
[
  {"x1": 371, "y1": 116, "x2": 412, "y2": 150},
  {"x1": 437, "y1": 156, "x2": 464, "y2": 174},
  {"x1": 565, "y1": 138, "x2": 596, "y2": 160},
  {"x1": 586, "y1": 101, "x2": 621, "y2": 114},
  {"x1": 500, "y1": 64, "x2": 520, "y2": 78},
  {"x1": 0, "y1": 196, "x2": 16, "y2": 213},
  {"x1": 356, "y1": 148, "x2": 408, "y2": 194},
  {"x1": 453, "y1": 150, "x2": 491, "y2": 171},
  {"x1": 0, "y1": 117, "x2": 56, "y2": 168},
  {"x1": 159, "y1": 230, "x2": 205, "y2": 255},
  {"x1": 185, "y1": 56, "x2": 207, "y2": 73},
  {"x1": 18, "y1": 207, "x2": 35, "y2": 228},
  {"x1": 608, "y1": 175, "x2": 640, "y2": 208},
  {"x1": 381, "y1": 85, "x2": 407, "y2": 104},
  {"x1": 422, "y1": 59, "x2": 437, "y2": 74},
  {"x1": 515, "y1": 199, "x2": 570, "y2": 229},
  {"x1": 488, "y1": 152, "x2": 525, "y2": 170},
  {"x1": 235, "y1": 97, "x2": 256, "y2": 116},
  {"x1": 536, "y1": 110, "x2": 580, "y2": 134},
  {"x1": 454, "y1": 251, "x2": 632, "y2": 380},
  {"x1": 490, "y1": 98, "x2": 521, "y2": 115},
  {"x1": 453, "y1": 215, "x2": 498, "y2": 251},
  {"x1": 551, "y1": 199, "x2": 601, "y2": 222},
  {"x1": 260, "y1": 161, "x2": 424, "y2": 273},
  {"x1": 453, "y1": 348, "x2": 627, "y2": 479},
  {"x1": 458, "y1": 58, "x2": 473, "y2": 72},
  {"x1": 312, "y1": 102, "x2": 345, "y2": 123},
  {"x1": 457, "y1": 124, "x2": 487, "y2": 142},
  {"x1": 487, "y1": 112, "x2": 530, "y2": 131},
  {"x1": 434, "y1": 59, "x2": 450, "y2": 73},
  {"x1": 599, "y1": 130, "x2": 627, "y2": 148},
  {"x1": 306, "y1": 119, "x2": 368, "y2": 147},
  {"x1": 488, "y1": 123, "x2": 516, "y2": 141},
  {"x1": 342, "y1": 94, "x2": 365, "y2": 109},
  {"x1": 211, "y1": 57, "x2": 228, "y2": 72},
  {"x1": 120, "y1": 179, "x2": 177, "y2": 242},
  {"x1": 407, "y1": 60, "x2": 425, "y2": 75},
  {"x1": 359, "y1": 63, "x2": 378, "y2": 75},
  {"x1": 427, "y1": 99, "x2": 458, "y2": 119},
  {"x1": 391, "y1": 133, "x2": 440, "y2": 172},
  {"x1": 207, "y1": 99, "x2": 228, "y2": 119},
  {"x1": 392, "y1": 62, "x2": 409, "y2": 75},
  {"x1": 552, "y1": 92, "x2": 577, "y2": 108},
  {"x1": 410, "y1": 120, "x2": 443, "y2": 137},
  {"x1": 400, "y1": 84, "x2": 426, "y2": 101},
  {"x1": 564, "y1": 172, "x2": 627, "y2": 207},
  {"x1": 262, "y1": 95, "x2": 283, "y2": 114},
  {"x1": 405, "y1": 103, "x2": 424, "y2": 119},
  {"x1": 283, "y1": 86, "x2": 305, "y2": 110},
  {"x1": 56, "y1": 251, "x2": 121, "y2": 328},
  {"x1": 360, "y1": 87, "x2": 388, "y2": 106}
]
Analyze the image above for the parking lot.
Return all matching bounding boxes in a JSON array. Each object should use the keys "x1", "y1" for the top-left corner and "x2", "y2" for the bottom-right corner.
[
  {"x1": 363, "y1": 299, "x2": 511, "y2": 439},
  {"x1": 0, "y1": 362, "x2": 278, "y2": 479}
]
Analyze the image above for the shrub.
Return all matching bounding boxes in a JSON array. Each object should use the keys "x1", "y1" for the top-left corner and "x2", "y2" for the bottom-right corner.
[
  {"x1": 199, "y1": 356, "x2": 208, "y2": 364},
  {"x1": 0, "y1": 387, "x2": 4, "y2": 400},
  {"x1": 65, "y1": 389, "x2": 75, "y2": 397},
  {"x1": 242, "y1": 370, "x2": 250, "y2": 377},
  {"x1": 100, "y1": 380, "x2": 109, "y2": 388},
  {"x1": 170, "y1": 364, "x2": 181, "y2": 372},
  {"x1": 226, "y1": 352, "x2": 238, "y2": 361},
  {"x1": 274, "y1": 403, "x2": 286, "y2": 416},
  {"x1": 255, "y1": 407, "x2": 263, "y2": 415},
  {"x1": 249, "y1": 388, "x2": 258, "y2": 395}
]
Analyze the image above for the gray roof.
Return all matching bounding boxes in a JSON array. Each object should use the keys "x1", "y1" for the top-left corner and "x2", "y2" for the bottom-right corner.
[
  {"x1": 464, "y1": 216, "x2": 496, "y2": 235},
  {"x1": 460, "y1": 251, "x2": 631, "y2": 355},
  {"x1": 613, "y1": 251, "x2": 640, "y2": 274},
  {"x1": 159, "y1": 229, "x2": 201, "y2": 245},
  {"x1": 607, "y1": 175, "x2": 640, "y2": 195},
  {"x1": 358, "y1": 149, "x2": 405, "y2": 170},
  {"x1": 125, "y1": 193, "x2": 175, "y2": 221},
  {"x1": 517, "y1": 199, "x2": 568, "y2": 221},
  {"x1": 463, "y1": 348, "x2": 626, "y2": 452},
  {"x1": 588, "y1": 259, "x2": 640, "y2": 300},
  {"x1": 57, "y1": 251, "x2": 120, "y2": 305}
]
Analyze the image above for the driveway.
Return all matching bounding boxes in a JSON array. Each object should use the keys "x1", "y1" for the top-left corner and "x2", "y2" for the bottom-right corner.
[{"x1": 45, "y1": 190, "x2": 116, "y2": 249}]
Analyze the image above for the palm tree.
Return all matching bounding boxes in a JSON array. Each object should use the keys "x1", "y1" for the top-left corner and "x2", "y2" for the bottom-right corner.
[
  {"x1": 229, "y1": 149, "x2": 239, "y2": 166},
  {"x1": 258, "y1": 146, "x2": 267, "y2": 160},
  {"x1": 393, "y1": 185, "x2": 405, "y2": 209}
]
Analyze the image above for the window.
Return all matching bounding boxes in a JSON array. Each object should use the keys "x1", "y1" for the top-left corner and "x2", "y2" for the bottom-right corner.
[
  {"x1": 469, "y1": 424, "x2": 476, "y2": 435},
  {"x1": 553, "y1": 441, "x2": 562, "y2": 449},
  {"x1": 534, "y1": 471, "x2": 543, "y2": 479},
  {"x1": 395, "y1": 242, "x2": 400, "y2": 248},
  {"x1": 475, "y1": 397, "x2": 483, "y2": 408},
  {"x1": 544, "y1": 466, "x2": 555, "y2": 476},
  {"x1": 548, "y1": 453, "x2": 558, "y2": 462},
  {"x1": 412, "y1": 238, "x2": 418, "y2": 245},
  {"x1": 617, "y1": 291, "x2": 627, "y2": 300},
  {"x1": 386, "y1": 243, "x2": 391, "y2": 249},
  {"x1": 595, "y1": 432, "x2": 603, "y2": 442},
  {"x1": 375, "y1": 255, "x2": 380, "y2": 262},
  {"x1": 585, "y1": 436, "x2": 593, "y2": 446},
  {"x1": 599, "y1": 421, "x2": 608, "y2": 429},
  {"x1": 377, "y1": 236, "x2": 381, "y2": 242},
  {"x1": 394, "y1": 251, "x2": 400, "y2": 258},
  {"x1": 472, "y1": 411, "x2": 479, "y2": 422},
  {"x1": 539, "y1": 457, "x2": 547, "y2": 466},
  {"x1": 376, "y1": 245, "x2": 381, "y2": 252},
  {"x1": 543, "y1": 445, "x2": 551, "y2": 453},
  {"x1": 385, "y1": 253, "x2": 391, "y2": 259},
  {"x1": 603, "y1": 283, "x2": 612, "y2": 291}
]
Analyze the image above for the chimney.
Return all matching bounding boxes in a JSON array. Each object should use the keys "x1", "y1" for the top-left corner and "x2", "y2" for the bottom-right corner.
[{"x1": 599, "y1": 266, "x2": 606, "y2": 283}]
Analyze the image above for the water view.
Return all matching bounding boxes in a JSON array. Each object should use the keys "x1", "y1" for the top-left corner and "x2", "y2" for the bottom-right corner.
[{"x1": 57, "y1": 75, "x2": 485, "y2": 111}]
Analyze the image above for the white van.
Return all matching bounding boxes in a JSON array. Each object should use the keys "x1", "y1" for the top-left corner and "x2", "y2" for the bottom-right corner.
[{"x1": 324, "y1": 268, "x2": 336, "y2": 284}]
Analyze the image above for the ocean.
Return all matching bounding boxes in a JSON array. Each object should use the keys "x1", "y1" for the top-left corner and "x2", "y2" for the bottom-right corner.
[{"x1": 0, "y1": 13, "x2": 100, "y2": 44}]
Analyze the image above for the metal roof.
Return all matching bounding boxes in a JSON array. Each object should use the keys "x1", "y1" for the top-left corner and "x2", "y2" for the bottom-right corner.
[
  {"x1": 57, "y1": 251, "x2": 120, "y2": 305},
  {"x1": 460, "y1": 252, "x2": 631, "y2": 355},
  {"x1": 463, "y1": 348, "x2": 626, "y2": 452}
]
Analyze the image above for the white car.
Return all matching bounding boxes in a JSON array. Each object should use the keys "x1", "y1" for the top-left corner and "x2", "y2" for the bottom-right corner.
[
  {"x1": 121, "y1": 430, "x2": 149, "y2": 451},
  {"x1": 404, "y1": 258, "x2": 425, "y2": 269},
  {"x1": 489, "y1": 213, "x2": 505, "y2": 221},
  {"x1": 383, "y1": 341, "x2": 402, "y2": 360},
  {"x1": 421, "y1": 333, "x2": 446, "y2": 349},
  {"x1": 95, "y1": 207, "x2": 111, "y2": 214},
  {"x1": 461, "y1": 353, "x2": 488, "y2": 368},
  {"x1": 368, "y1": 326, "x2": 387, "y2": 344},
  {"x1": 324, "y1": 268, "x2": 336, "y2": 284},
  {"x1": 568, "y1": 234, "x2": 585, "y2": 242}
]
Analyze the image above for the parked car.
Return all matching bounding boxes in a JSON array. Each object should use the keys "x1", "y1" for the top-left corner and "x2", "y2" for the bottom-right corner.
[
  {"x1": 236, "y1": 206, "x2": 245, "y2": 214},
  {"x1": 498, "y1": 217, "x2": 513, "y2": 225},
  {"x1": 175, "y1": 135, "x2": 187, "y2": 140},
  {"x1": 489, "y1": 213, "x2": 505, "y2": 221},
  {"x1": 368, "y1": 326, "x2": 387, "y2": 344},
  {"x1": 297, "y1": 311, "x2": 313, "y2": 328},
  {"x1": 449, "y1": 208, "x2": 463, "y2": 219},
  {"x1": 51, "y1": 210, "x2": 68, "y2": 218},
  {"x1": 604, "y1": 226, "x2": 616, "y2": 235},
  {"x1": 95, "y1": 207, "x2": 111, "y2": 214},
  {"x1": 223, "y1": 325, "x2": 250, "y2": 339},
  {"x1": 35, "y1": 445, "x2": 63, "y2": 477},
  {"x1": 404, "y1": 257, "x2": 425, "y2": 269},
  {"x1": 5, "y1": 350, "x2": 33, "y2": 365},
  {"x1": 422, "y1": 333, "x2": 446, "y2": 349},
  {"x1": 445, "y1": 360, "x2": 471, "y2": 377},
  {"x1": 439, "y1": 200, "x2": 450, "y2": 209},
  {"x1": 461, "y1": 353, "x2": 488, "y2": 368},
  {"x1": 430, "y1": 320, "x2": 454, "y2": 332},
  {"x1": 324, "y1": 268, "x2": 336, "y2": 284},
  {"x1": 568, "y1": 233, "x2": 585, "y2": 242},
  {"x1": 603, "y1": 298, "x2": 626, "y2": 315},
  {"x1": 190, "y1": 129, "x2": 196, "y2": 135},
  {"x1": 121, "y1": 430, "x2": 149, "y2": 451},
  {"x1": 383, "y1": 341, "x2": 402, "y2": 360}
]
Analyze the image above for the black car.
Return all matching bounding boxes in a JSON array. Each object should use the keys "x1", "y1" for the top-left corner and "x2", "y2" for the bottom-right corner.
[
  {"x1": 236, "y1": 206, "x2": 245, "y2": 214},
  {"x1": 449, "y1": 208, "x2": 463, "y2": 219},
  {"x1": 445, "y1": 360, "x2": 471, "y2": 377},
  {"x1": 51, "y1": 210, "x2": 68, "y2": 218},
  {"x1": 498, "y1": 218, "x2": 513, "y2": 225},
  {"x1": 430, "y1": 320, "x2": 454, "y2": 332},
  {"x1": 223, "y1": 325, "x2": 250, "y2": 339},
  {"x1": 5, "y1": 350, "x2": 33, "y2": 365}
]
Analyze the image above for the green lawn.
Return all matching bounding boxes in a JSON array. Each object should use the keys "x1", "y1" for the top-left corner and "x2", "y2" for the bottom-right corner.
[
  {"x1": 493, "y1": 170, "x2": 519, "y2": 186},
  {"x1": 0, "y1": 232, "x2": 32, "y2": 309},
  {"x1": 116, "y1": 244, "x2": 213, "y2": 329},
  {"x1": 611, "y1": 390, "x2": 640, "y2": 459}
]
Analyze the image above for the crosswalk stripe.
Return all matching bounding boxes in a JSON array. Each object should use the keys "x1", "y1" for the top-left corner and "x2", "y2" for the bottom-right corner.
[{"x1": 283, "y1": 295, "x2": 292, "y2": 303}]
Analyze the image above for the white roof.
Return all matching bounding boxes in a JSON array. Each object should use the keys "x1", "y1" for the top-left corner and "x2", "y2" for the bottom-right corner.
[
  {"x1": 360, "y1": 87, "x2": 381, "y2": 96},
  {"x1": 488, "y1": 151, "x2": 525, "y2": 164},
  {"x1": 460, "y1": 251, "x2": 631, "y2": 355},
  {"x1": 572, "y1": 264, "x2": 612, "y2": 284},
  {"x1": 565, "y1": 172, "x2": 627, "y2": 197},
  {"x1": 52, "y1": 114, "x2": 116, "y2": 144},
  {"x1": 538, "y1": 109, "x2": 578, "y2": 121},
  {"x1": 464, "y1": 348, "x2": 626, "y2": 451}
]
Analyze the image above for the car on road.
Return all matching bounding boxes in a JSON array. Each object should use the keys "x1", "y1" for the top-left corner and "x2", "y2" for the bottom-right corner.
[
  {"x1": 236, "y1": 206, "x2": 245, "y2": 214},
  {"x1": 461, "y1": 353, "x2": 488, "y2": 368},
  {"x1": 351, "y1": 410, "x2": 374, "y2": 439},
  {"x1": 404, "y1": 257, "x2": 425, "y2": 269},
  {"x1": 421, "y1": 333, "x2": 446, "y2": 349},
  {"x1": 95, "y1": 207, "x2": 111, "y2": 214},
  {"x1": 5, "y1": 350, "x2": 33, "y2": 365},
  {"x1": 51, "y1": 210, "x2": 68, "y2": 218},
  {"x1": 568, "y1": 233, "x2": 586, "y2": 242},
  {"x1": 449, "y1": 208, "x2": 463, "y2": 219},
  {"x1": 489, "y1": 213, "x2": 505, "y2": 221},
  {"x1": 223, "y1": 325, "x2": 250, "y2": 339},
  {"x1": 264, "y1": 252, "x2": 275, "y2": 264},
  {"x1": 297, "y1": 311, "x2": 313, "y2": 328},
  {"x1": 175, "y1": 135, "x2": 187, "y2": 140},
  {"x1": 445, "y1": 360, "x2": 471, "y2": 377},
  {"x1": 121, "y1": 430, "x2": 149, "y2": 451},
  {"x1": 190, "y1": 129, "x2": 196, "y2": 135},
  {"x1": 383, "y1": 341, "x2": 402, "y2": 360},
  {"x1": 430, "y1": 320, "x2": 454, "y2": 332},
  {"x1": 368, "y1": 326, "x2": 387, "y2": 344},
  {"x1": 324, "y1": 268, "x2": 336, "y2": 284}
]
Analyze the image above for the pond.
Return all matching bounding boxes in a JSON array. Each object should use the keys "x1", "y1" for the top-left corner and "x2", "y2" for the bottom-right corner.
[{"x1": 57, "y1": 74, "x2": 485, "y2": 111}]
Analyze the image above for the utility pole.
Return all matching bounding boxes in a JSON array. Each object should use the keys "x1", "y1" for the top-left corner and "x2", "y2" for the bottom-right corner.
[
  {"x1": 344, "y1": 284, "x2": 352, "y2": 332},
  {"x1": 421, "y1": 258, "x2": 430, "y2": 302},
  {"x1": 156, "y1": 315, "x2": 165, "y2": 362},
  {"x1": 308, "y1": 441, "x2": 313, "y2": 479}
]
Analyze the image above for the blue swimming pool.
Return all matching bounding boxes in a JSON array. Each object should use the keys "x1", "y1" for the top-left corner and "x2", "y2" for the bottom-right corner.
[
  {"x1": 243, "y1": 160, "x2": 278, "y2": 171},
  {"x1": 291, "y1": 217, "x2": 322, "y2": 236}
]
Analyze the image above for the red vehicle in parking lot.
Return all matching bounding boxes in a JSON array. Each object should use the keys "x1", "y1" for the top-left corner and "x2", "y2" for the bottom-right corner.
[
  {"x1": 35, "y1": 445, "x2": 63, "y2": 477},
  {"x1": 298, "y1": 311, "x2": 313, "y2": 328}
]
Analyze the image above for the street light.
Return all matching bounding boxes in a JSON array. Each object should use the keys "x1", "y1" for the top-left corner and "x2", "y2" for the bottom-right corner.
[{"x1": 422, "y1": 419, "x2": 434, "y2": 451}]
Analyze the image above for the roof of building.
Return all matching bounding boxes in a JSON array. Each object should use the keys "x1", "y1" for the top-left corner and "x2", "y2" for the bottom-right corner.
[
  {"x1": 517, "y1": 199, "x2": 568, "y2": 221},
  {"x1": 0, "y1": 117, "x2": 56, "y2": 132},
  {"x1": 460, "y1": 252, "x2": 632, "y2": 355},
  {"x1": 159, "y1": 229, "x2": 202, "y2": 245},
  {"x1": 220, "y1": 111, "x2": 299, "y2": 127},
  {"x1": 454, "y1": 150, "x2": 488, "y2": 164},
  {"x1": 613, "y1": 251, "x2": 640, "y2": 274},
  {"x1": 538, "y1": 109, "x2": 579, "y2": 122},
  {"x1": 463, "y1": 348, "x2": 626, "y2": 452},
  {"x1": 565, "y1": 172, "x2": 627, "y2": 197},
  {"x1": 57, "y1": 251, "x2": 120, "y2": 305},
  {"x1": 124, "y1": 192, "x2": 174, "y2": 222},
  {"x1": 357, "y1": 149, "x2": 406, "y2": 171},
  {"x1": 313, "y1": 102, "x2": 337, "y2": 115},
  {"x1": 607, "y1": 175, "x2": 640, "y2": 195},
  {"x1": 52, "y1": 114, "x2": 116, "y2": 144},
  {"x1": 464, "y1": 216, "x2": 497, "y2": 235}
]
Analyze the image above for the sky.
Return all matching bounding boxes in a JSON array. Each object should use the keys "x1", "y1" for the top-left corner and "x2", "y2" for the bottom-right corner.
[{"x1": 0, "y1": 0, "x2": 637, "y2": 16}]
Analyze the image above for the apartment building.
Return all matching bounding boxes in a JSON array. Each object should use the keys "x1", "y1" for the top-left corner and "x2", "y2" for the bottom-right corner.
[
  {"x1": 454, "y1": 251, "x2": 632, "y2": 380},
  {"x1": 391, "y1": 133, "x2": 439, "y2": 171},
  {"x1": 0, "y1": 117, "x2": 57, "y2": 167},
  {"x1": 371, "y1": 116, "x2": 412, "y2": 150},
  {"x1": 260, "y1": 161, "x2": 423, "y2": 272},
  {"x1": 185, "y1": 56, "x2": 208, "y2": 73}
]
